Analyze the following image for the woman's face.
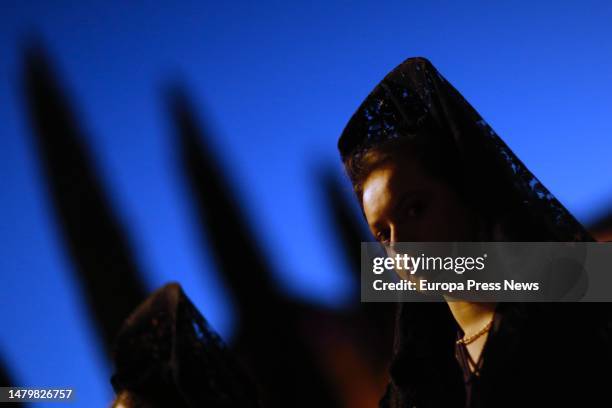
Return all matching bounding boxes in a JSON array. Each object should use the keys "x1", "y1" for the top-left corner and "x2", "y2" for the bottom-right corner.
[{"x1": 362, "y1": 153, "x2": 476, "y2": 243}]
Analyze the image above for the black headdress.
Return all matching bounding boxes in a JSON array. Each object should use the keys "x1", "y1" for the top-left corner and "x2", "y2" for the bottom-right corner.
[
  {"x1": 111, "y1": 283, "x2": 261, "y2": 407},
  {"x1": 338, "y1": 57, "x2": 592, "y2": 242}
]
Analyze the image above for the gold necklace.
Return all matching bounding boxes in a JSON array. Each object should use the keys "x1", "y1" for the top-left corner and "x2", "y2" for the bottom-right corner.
[{"x1": 456, "y1": 315, "x2": 494, "y2": 346}]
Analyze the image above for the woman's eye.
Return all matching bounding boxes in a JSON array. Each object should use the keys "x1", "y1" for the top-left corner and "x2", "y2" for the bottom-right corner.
[
  {"x1": 402, "y1": 199, "x2": 425, "y2": 218},
  {"x1": 407, "y1": 203, "x2": 422, "y2": 217}
]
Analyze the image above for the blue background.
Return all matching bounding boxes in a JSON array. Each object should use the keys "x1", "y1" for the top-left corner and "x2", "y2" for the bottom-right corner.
[{"x1": 2, "y1": 1, "x2": 612, "y2": 406}]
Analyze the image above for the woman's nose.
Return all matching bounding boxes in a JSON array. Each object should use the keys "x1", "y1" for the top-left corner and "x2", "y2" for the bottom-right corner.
[{"x1": 390, "y1": 225, "x2": 398, "y2": 244}]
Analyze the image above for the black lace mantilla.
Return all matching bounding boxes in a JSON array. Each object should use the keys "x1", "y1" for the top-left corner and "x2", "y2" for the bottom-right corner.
[
  {"x1": 111, "y1": 283, "x2": 262, "y2": 407},
  {"x1": 338, "y1": 57, "x2": 593, "y2": 243}
]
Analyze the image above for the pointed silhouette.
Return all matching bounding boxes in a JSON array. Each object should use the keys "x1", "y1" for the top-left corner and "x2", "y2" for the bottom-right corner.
[
  {"x1": 22, "y1": 45, "x2": 146, "y2": 353},
  {"x1": 320, "y1": 168, "x2": 369, "y2": 273},
  {"x1": 168, "y1": 87, "x2": 341, "y2": 407},
  {"x1": 319, "y1": 169, "x2": 395, "y2": 399},
  {"x1": 320, "y1": 169, "x2": 395, "y2": 336},
  {"x1": 0, "y1": 357, "x2": 12, "y2": 387},
  {"x1": 0, "y1": 355, "x2": 27, "y2": 407}
]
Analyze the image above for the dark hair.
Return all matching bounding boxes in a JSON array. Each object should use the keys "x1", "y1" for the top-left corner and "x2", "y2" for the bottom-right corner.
[
  {"x1": 343, "y1": 132, "x2": 466, "y2": 208},
  {"x1": 342, "y1": 132, "x2": 551, "y2": 241}
]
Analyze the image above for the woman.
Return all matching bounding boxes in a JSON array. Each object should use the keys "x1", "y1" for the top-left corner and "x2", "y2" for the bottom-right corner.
[
  {"x1": 110, "y1": 283, "x2": 262, "y2": 408},
  {"x1": 338, "y1": 57, "x2": 612, "y2": 407}
]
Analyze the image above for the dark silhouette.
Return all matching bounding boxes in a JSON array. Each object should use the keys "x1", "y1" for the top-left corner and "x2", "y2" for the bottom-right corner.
[
  {"x1": 111, "y1": 283, "x2": 263, "y2": 407},
  {"x1": 0, "y1": 356, "x2": 28, "y2": 407},
  {"x1": 22, "y1": 45, "x2": 147, "y2": 353},
  {"x1": 0, "y1": 357, "x2": 14, "y2": 388},
  {"x1": 319, "y1": 169, "x2": 395, "y2": 401},
  {"x1": 320, "y1": 168, "x2": 369, "y2": 272},
  {"x1": 320, "y1": 168, "x2": 395, "y2": 342},
  {"x1": 168, "y1": 87, "x2": 343, "y2": 407},
  {"x1": 12, "y1": 44, "x2": 429, "y2": 407}
]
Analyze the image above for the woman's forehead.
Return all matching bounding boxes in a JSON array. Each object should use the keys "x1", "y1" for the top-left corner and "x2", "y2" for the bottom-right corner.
[
  {"x1": 362, "y1": 165, "x2": 395, "y2": 217},
  {"x1": 362, "y1": 161, "x2": 420, "y2": 217}
]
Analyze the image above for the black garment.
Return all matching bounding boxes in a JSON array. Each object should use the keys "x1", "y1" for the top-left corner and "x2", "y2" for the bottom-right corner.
[
  {"x1": 453, "y1": 312, "x2": 504, "y2": 408},
  {"x1": 338, "y1": 58, "x2": 612, "y2": 407},
  {"x1": 454, "y1": 324, "x2": 488, "y2": 408},
  {"x1": 380, "y1": 302, "x2": 612, "y2": 408}
]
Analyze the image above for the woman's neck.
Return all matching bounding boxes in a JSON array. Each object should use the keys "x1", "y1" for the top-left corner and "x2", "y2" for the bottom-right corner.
[
  {"x1": 445, "y1": 300, "x2": 496, "y2": 336},
  {"x1": 446, "y1": 300, "x2": 497, "y2": 372}
]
